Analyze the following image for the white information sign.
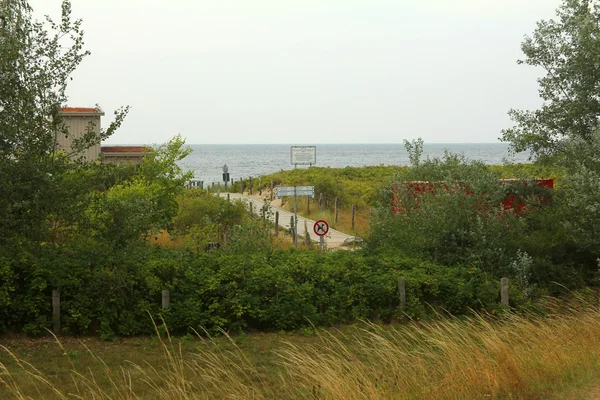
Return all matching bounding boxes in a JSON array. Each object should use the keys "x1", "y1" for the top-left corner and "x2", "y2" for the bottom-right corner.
[
  {"x1": 276, "y1": 186, "x2": 315, "y2": 198},
  {"x1": 291, "y1": 146, "x2": 317, "y2": 165}
]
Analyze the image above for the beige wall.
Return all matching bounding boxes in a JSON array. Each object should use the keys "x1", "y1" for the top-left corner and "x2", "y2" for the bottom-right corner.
[{"x1": 55, "y1": 113, "x2": 103, "y2": 161}]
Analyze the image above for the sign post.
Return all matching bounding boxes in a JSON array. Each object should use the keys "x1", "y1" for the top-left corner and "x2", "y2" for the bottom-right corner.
[
  {"x1": 222, "y1": 164, "x2": 230, "y2": 190},
  {"x1": 313, "y1": 219, "x2": 329, "y2": 253},
  {"x1": 276, "y1": 186, "x2": 315, "y2": 248},
  {"x1": 293, "y1": 186, "x2": 298, "y2": 247}
]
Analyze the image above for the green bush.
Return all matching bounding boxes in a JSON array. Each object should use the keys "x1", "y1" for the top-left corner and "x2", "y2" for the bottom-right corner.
[
  {"x1": 0, "y1": 244, "x2": 502, "y2": 336},
  {"x1": 368, "y1": 141, "x2": 596, "y2": 294}
]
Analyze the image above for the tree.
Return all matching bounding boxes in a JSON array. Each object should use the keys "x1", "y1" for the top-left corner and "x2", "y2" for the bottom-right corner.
[
  {"x1": 555, "y1": 126, "x2": 600, "y2": 254},
  {"x1": 501, "y1": 0, "x2": 600, "y2": 159},
  {"x1": 84, "y1": 136, "x2": 194, "y2": 249},
  {"x1": 0, "y1": 0, "x2": 127, "y2": 245}
]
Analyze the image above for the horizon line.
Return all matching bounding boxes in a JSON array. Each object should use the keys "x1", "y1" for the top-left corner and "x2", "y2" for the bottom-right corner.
[{"x1": 101, "y1": 142, "x2": 511, "y2": 146}]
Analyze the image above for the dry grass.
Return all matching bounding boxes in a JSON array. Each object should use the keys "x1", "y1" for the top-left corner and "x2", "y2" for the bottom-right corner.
[
  {"x1": 149, "y1": 230, "x2": 186, "y2": 249},
  {"x1": 1, "y1": 295, "x2": 599, "y2": 399},
  {"x1": 279, "y1": 296, "x2": 600, "y2": 399}
]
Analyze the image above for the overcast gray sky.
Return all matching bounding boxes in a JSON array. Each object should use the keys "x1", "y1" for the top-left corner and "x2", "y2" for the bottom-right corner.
[{"x1": 31, "y1": 0, "x2": 562, "y2": 145}]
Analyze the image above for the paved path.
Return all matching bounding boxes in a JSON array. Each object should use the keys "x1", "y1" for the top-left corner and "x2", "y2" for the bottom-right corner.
[{"x1": 220, "y1": 193, "x2": 352, "y2": 248}]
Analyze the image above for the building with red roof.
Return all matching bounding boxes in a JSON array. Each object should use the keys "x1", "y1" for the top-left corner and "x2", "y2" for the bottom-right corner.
[{"x1": 57, "y1": 106, "x2": 147, "y2": 165}]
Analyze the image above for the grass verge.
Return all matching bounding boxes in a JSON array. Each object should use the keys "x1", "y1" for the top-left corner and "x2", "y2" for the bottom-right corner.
[{"x1": 1, "y1": 295, "x2": 599, "y2": 399}]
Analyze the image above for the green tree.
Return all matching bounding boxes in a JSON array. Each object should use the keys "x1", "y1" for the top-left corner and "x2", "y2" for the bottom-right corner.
[
  {"x1": 501, "y1": 0, "x2": 600, "y2": 159},
  {"x1": 86, "y1": 136, "x2": 194, "y2": 248},
  {"x1": 0, "y1": 0, "x2": 127, "y2": 246},
  {"x1": 173, "y1": 189, "x2": 247, "y2": 243},
  {"x1": 557, "y1": 127, "x2": 600, "y2": 254}
]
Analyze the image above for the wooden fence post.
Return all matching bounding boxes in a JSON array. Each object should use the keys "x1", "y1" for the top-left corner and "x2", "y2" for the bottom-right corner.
[
  {"x1": 275, "y1": 211, "x2": 279, "y2": 236},
  {"x1": 397, "y1": 278, "x2": 406, "y2": 316},
  {"x1": 52, "y1": 289, "x2": 60, "y2": 332},
  {"x1": 249, "y1": 203, "x2": 253, "y2": 215},
  {"x1": 240, "y1": 178, "x2": 243, "y2": 194},
  {"x1": 227, "y1": 193, "x2": 230, "y2": 202},
  {"x1": 249, "y1": 177, "x2": 253, "y2": 195},
  {"x1": 270, "y1": 180, "x2": 274, "y2": 201},
  {"x1": 290, "y1": 215, "x2": 295, "y2": 242},
  {"x1": 501, "y1": 278, "x2": 509, "y2": 306},
  {"x1": 162, "y1": 290, "x2": 170, "y2": 310},
  {"x1": 334, "y1": 197, "x2": 339, "y2": 223}
]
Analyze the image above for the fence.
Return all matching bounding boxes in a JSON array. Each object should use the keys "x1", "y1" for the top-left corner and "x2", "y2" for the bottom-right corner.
[{"x1": 49, "y1": 278, "x2": 513, "y2": 333}]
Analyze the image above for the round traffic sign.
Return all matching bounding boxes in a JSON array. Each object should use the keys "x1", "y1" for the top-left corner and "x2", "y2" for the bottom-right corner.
[{"x1": 313, "y1": 220, "x2": 329, "y2": 237}]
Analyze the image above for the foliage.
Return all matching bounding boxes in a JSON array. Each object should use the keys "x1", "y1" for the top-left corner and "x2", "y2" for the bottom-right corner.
[
  {"x1": 368, "y1": 140, "x2": 592, "y2": 292},
  {"x1": 257, "y1": 162, "x2": 556, "y2": 214},
  {"x1": 223, "y1": 217, "x2": 274, "y2": 256},
  {"x1": 403, "y1": 137, "x2": 424, "y2": 167},
  {"x1": 488, "y1": 163, "x2": 564, "y2": 182},
  {"x1": 58, "y1": 136, "x2": 193, "y2": 249},
  {"x1": 173, "y1": 189, "x2": 247, "y2": 247},
  {"x1": 0, "y1": 244, "x2": 503, "y2": 336},
  {"x1": 259, "y1": 165, "x2": 405, "y2": 209},
  {"x1": 0, "y1": 0, "x2": 128, "y2": 248},
  {"x1": 557, "y1": 127, "x2": 600, "y2": 253},
  {"x1": 0, "y1": 0, "x2": 87, "y2": 158},
  {"x1": 501, "y1": 0, "x2": 600, "y2": 159}
]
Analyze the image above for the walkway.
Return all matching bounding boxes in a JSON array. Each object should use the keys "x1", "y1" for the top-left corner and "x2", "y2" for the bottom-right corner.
[{"x1": 220, "y1": 193, "x2": 352, "y2": 248}]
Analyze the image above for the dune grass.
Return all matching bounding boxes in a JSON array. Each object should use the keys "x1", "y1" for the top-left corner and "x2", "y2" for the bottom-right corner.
[{"x1": 1, "y1": 295, "x2": 599, "y2": 399}]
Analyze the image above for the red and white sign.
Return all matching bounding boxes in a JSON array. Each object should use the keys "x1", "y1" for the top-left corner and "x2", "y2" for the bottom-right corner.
[{"x1": 313, "y1": 220, "x2": 329, "y2": 237}]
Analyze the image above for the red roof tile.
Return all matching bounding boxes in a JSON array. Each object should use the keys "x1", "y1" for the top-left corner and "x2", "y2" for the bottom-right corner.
[{"x1": 60, "y1": 107, "x2": 101, "y2": 113}]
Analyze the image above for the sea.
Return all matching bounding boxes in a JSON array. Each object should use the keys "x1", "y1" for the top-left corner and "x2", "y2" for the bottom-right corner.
[{"x1": 179, "y1": 143, "x2": 530, "y2": 186}]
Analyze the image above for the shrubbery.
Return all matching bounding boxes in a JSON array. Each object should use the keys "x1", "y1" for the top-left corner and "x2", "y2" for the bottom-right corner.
[
  {"x1": 4, "y1": 0, "x2": 599, "y2": 340},
  {"x1": 368, "y1": 140, "x2": 598, "y2": 298},
  {"x1": 0, "y1": 244, "x2": 502, "y2": 336}
]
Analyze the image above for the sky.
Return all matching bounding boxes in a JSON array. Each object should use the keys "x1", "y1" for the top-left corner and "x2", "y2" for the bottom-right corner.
[{"x1": 30, "y1": 0, "x2": 563, "y2": 145}]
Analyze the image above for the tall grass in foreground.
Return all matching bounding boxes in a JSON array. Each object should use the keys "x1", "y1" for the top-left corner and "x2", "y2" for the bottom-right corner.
[{"x1": 1, "y1": 295, "x2": 599, "y2": 399}]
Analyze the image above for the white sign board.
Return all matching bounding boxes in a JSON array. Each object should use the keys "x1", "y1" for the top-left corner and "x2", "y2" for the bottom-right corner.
[
  {"x1": 291, "y1": 146, "x2": 317, "y2": 165},
  {"x1": 276, "y1": 186, "x2": 315, "y2": 198}
]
